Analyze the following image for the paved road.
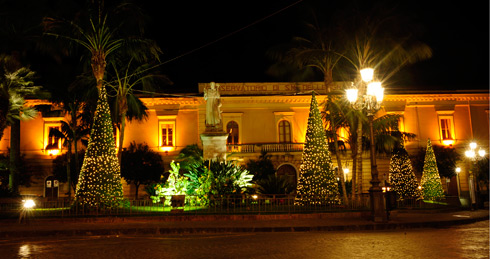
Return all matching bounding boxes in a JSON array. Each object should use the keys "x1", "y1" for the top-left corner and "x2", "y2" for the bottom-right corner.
[{"x1": 0, "y1": 220, "x2": 488, "y2": 259}]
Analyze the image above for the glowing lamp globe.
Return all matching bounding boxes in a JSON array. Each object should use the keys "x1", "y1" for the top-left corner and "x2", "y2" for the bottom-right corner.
[{"x1": 360, "y1": 68, "x2": 374, "y2": 82}]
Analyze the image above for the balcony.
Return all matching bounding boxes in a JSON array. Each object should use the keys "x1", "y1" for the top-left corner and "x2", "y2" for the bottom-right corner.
[{"x1": 226, "y1": 143, "x2": 304, "y2": 153}]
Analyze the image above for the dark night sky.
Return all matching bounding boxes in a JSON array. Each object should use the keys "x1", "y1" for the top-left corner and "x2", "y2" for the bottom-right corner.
[{"x1": 127, "y1": 1, "x2": 489, "y2": 93}]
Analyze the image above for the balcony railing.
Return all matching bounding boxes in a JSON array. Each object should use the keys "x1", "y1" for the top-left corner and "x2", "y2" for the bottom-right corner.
[{"x1": 227, "y1": 143, "x2": 304, "y2": 153}]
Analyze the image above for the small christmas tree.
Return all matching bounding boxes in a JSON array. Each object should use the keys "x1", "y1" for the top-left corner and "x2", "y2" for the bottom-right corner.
[
  {"x1": 420, "y1": 139, "x2": 444, "y2": 200},
  {"x1": 389, "y1": 145, "x2": 421, "y2": 200},
  {"x1": 295, "y1": 92, "x2": 339, "y2": 205},
  {"x1": 75, "y1": 86, "x2": 123, "y2": 208}
]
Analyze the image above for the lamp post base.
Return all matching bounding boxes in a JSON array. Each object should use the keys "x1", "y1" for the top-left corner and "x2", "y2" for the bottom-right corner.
[{"x1": 370, "y1": 188, "x2": 388, "y2": 223}]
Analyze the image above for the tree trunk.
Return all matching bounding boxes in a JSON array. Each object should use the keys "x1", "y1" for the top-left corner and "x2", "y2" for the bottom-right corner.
[
  {"x1": 117, "y1": 112, "x2": 126, "y2": 164},
  {"x1": 134, "y1": 183, "x2": 140, "y2": 200},
  {"x1": 66, "y1": 142, "x2": 72, "y2": 198},
  {"x1": 71, "y1": 108, "x2": 79, "y2": 195},
  {"x1": 91, "y1": 51, "x2": 106, "y2": 91},
  {"x1": 8, "y1": 119, "x2": 20, "y2": 192},
  {"x1": 324, "y1": 69, "x2": 333, "y2": 92},
  {"x1": 333, "y1": 132, "x2": 349, "y2": 206},
  {"x1": 356, "y1": 118, "x2": 363, "y2": 203},
  {"x1": 351, "y1": 142, "x2": 357, "y2": 202}
]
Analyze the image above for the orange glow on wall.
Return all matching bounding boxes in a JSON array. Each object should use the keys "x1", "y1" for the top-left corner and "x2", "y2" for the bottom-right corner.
[
  {"x1": 46, "y1": 149, "x2": 61, "y2": 156},
  {"x1": 160, "y1": 146, "x2": 174, "y2": 152},
  {"x1": 442, "y1": 139, "x2": 455, "y2": 146}
]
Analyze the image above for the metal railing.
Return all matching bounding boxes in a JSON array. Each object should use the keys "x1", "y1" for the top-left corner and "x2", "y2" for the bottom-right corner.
[
  {"x1": 227, "y1": 143, "x2": 304, "y2": 153},
  {"x1": 0, "y1": 194, "x2": 370, "y2": 219},
  {"x1": 0, "y1": 195, "x2": 464, "y2": 219}
]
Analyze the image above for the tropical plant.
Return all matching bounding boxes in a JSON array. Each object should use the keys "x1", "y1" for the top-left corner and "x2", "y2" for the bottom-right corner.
[
  {"x1": 49, "y1": 117, "x2": 90, "y2": 197},
  {"x1": 0, "y1": 55, "x2": 40, "y2": 192},
  {"x1": 209, "y1": 160, "x2": 254, "y2": 196},
  {"x1": 120, "y1": 142, "x2": 164, "y2": 199},
  {"x1": 184, "y1": 164, "x2": 213, "y2": 206},
  {"x1": 246, "y1": 151, "x2": 276, "y2": 181},
  {"x1": 256, "y1": 174, "x2": 295, "y2": 195},
  {"x1": 43, "y1": 0, "x2": 162, "y2": 208},
  {"x1": 106, "y1": 58, "x2": 171, "y2": 162},
  {"x1": 323, "y1": 91, "x2": 351, "y2": 205},
  {"x1": 266, "y1": 16, "x2": 343, "y2": 90}
]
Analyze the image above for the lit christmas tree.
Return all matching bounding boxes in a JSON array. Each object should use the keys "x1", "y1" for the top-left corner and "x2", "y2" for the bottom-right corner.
[
  {"x1": 388, "y1": 144, "x2": 421, "y2": 200},
  {"x1": 420, "y1": 138, "x2": 444, "y2": 200},
  {"x1": 295, "y1": 92, "x2": 339, "y2": 205},
  {"x1": 75, "y1": 86, "x2": 123, "y2": 208}
]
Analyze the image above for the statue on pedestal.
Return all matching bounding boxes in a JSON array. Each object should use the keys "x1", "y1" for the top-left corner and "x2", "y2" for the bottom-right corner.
[{"x1": 204, "y1": 82, "x2": 222, "y2": 131}]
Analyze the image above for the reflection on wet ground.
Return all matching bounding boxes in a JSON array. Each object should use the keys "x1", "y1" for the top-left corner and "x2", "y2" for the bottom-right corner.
[{"x1": 0, "y1": 220, "x2": 488, "y2": 259}]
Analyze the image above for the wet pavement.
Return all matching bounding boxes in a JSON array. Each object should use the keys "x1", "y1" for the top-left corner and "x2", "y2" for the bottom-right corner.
[
  {"x1": 0, "y1": 208, "x2": 488, "y2": 237},
  {"x1": 0, "y1": 220, "x2": 488, "y2": 259}
]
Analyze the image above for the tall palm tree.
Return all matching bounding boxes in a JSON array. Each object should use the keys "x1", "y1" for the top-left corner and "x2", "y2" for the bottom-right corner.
[
  {"x1": 106, "y1": 58, "x2": 171, "y2": 162},
  {"x1": 267, "y1": 17, "x2": 343, "y2": 91},
  {"x1": 332, "y1": 5, "x2": 431, "y2": 202},
  {"x1": 42, "y1": 0, "x2": 162, "y2": 94},
  {"x1": 323, "y1": 91, "x2": 351, "y2": 205},
  {"x1": 0, "y1": 55, "x2": 40, "y2": 192}
]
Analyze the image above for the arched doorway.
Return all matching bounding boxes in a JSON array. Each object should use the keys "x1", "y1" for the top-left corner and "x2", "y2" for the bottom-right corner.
[{"x1": 276, "y1": 164, "x2": 297, "y2": 190}]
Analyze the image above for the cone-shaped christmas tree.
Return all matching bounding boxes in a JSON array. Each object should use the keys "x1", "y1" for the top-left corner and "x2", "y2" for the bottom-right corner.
[
  {"x1": 75, "y1": 86, "x2": 123, "y2": 208},
  {"x1": 420, "y1": 139, "x2": 444, "y2": 200},
  {"x1": 389, "y1": 144, "x2": 422, "y2": 200},
  {"x1": 295, "y1": 92, "x2": 339, "y2": 205}
]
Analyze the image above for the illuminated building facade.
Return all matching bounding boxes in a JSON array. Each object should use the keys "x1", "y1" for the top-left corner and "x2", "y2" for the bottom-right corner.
[{"x1": 0, "y1": 82, "x2": 488, "y2": 203}]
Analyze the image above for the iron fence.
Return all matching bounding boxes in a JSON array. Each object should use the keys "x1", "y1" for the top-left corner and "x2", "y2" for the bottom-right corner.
[{"x1": 0, "y1": 195, "x2": 463, "y2": 219}]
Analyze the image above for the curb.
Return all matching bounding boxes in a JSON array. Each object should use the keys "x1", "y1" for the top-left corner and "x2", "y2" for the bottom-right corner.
[{"x1": 0, "y1": 214, "x2": 487, "y2": 238}]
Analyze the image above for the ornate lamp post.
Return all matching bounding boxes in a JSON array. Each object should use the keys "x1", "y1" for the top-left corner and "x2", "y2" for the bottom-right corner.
[
  {"x1": 464, "y1": 142, "x2": 486, "y2": 210},
  {"x1": 346, "y1": 68, "x2": 387, "y2": 222}
]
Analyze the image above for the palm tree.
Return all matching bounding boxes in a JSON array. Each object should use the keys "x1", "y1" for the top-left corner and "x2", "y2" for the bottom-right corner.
[
  {"x1": 48, "y1": 111, "x2": 90, "y2": 197},
  {"x1": 323, "y1": 91, "x2": 351, "y2": 205},
  {"x1": 267, "y1": 16, "x2": 343, "y2": 91},
  {"x1": 42, "y1": 0, "x2": 162, "y2": 94},
  {"x1": 332, "y1": 5, "x2": 431, "y2": 202},
  {"x1": 0, "y1": 55, "x2": 40, "y2": 192},
  {"x1": 106, "y1": 58, "x2": 171, "y2": 162}
]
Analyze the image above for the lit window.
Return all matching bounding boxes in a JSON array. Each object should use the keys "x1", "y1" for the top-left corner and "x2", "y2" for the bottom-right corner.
[
  {"x1": 278, "y1": 120, "x2": 291, "y2": 143},
  {"x1": 44, "y1": 121, "x2": 62, "y2": 155},
  {"x1": 438, "y1": 115, "x2": 455, "y2": 146},
  {"x1": 226, "y1": 121, "x2": 239, "y2": 145},
  {"x1": 440, "y1": 119, "x2": 452, "y2": 140},
  {"x1": 161, "y1": 123, "x2": 174, "y2": 146}
]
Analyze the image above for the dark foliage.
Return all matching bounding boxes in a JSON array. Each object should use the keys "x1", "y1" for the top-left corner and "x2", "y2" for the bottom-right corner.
[
  {"x1": 246, "y1": 151, "x2": 276, "y2": 181},
  {"x1": 121, "y1": 142, "x2": 164, "y2": 199}
]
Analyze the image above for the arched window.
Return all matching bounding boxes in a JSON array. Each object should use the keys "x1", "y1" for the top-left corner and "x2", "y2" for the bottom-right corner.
[
  {"x1": 277, "y1": 164, "x2": 297, "y2": 190},
  {"x1": 278, "y1": 120, "x2": 291, "y2": 143},
  {"x1": 227, "y1": 121, "x2": 239, "y2": 145}
]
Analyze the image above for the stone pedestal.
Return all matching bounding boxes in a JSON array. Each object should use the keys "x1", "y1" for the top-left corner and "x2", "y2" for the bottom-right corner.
[{"x1": 200, "y1": 132, "x2": 229, "y2": 161}]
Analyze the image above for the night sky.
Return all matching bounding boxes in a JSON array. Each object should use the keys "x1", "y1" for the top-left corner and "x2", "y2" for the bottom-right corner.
[{"x1": 141, "y1": 0, "x2": 489, "y2": 93}]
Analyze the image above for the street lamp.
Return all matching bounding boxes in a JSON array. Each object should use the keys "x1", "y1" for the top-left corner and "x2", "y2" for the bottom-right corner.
[
  {"x1": 464, "y1": 142, "x2": 486, "y2": 209},
  {"x1": 455, "y1": 167, "x2": 461, "y2": 198},
  {"x1": 346, "y1": 68, "x2": 386, "y2": 222}
]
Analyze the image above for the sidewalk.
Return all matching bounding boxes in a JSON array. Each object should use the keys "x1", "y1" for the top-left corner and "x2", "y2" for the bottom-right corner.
[{"x1": 0, "y1": 209, "x2": 488, "y2": 238}]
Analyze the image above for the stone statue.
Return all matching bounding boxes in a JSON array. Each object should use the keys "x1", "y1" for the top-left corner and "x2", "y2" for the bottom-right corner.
[{"x1": 204, "y1": 82, "x2": 222, "y2": 129}]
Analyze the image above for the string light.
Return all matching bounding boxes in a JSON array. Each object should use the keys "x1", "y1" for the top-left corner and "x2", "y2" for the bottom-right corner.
[
  {"x1": 420, "y1": 139, "x2": 444, "y2": 200},
  {"x1": 74, "y1": 86, "x2": 124, "y2": 208},
  {"x1": 295, "y1": 92, "x2": 340, "y2": 206},
  {"x1": 389, "y1": 146, "x2": 422, "y2": 200}
]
